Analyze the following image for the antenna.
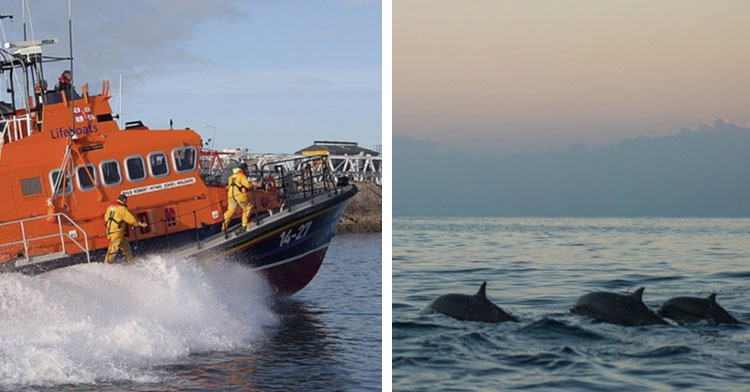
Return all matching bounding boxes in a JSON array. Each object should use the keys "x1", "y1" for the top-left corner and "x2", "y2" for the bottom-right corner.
[
  {"x1": 21, "y1": 0, "x2": 26, "y2": 40},
  {"x1": 118, "y1": 72, "x2": 123, "y2": 129},
  {"x1": 68, "y1": 0, "x2": 74, "y2": 131}
]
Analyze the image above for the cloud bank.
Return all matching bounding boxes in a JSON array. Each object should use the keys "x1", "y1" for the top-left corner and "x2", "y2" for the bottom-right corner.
[{"x1": 394, "y1": 120, "x2": 750, "y2": 217}]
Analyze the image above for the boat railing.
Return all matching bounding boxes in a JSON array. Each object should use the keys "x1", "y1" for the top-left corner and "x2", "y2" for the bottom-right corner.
[
  {"x1": 0, "y1": 212, "x2": 91, "y2": 264},
  {"x1": 254, "y1": 155, "x2": 340, "y2": 203},
  {"x1": 0, "y1": 112, "x2": 33, "y2": 160}
]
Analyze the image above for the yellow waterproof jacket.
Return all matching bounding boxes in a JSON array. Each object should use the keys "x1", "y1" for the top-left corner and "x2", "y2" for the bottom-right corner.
[
  {"x1": 227, "y1": 171, "x2": 253, "y2": 203},
  {"x1": 104, "y1": 202, "x2": 139, "y2": 237}
]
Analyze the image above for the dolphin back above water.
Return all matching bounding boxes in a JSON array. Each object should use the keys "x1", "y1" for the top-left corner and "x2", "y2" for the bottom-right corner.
[
  {"x1": 427, "y1": 282, "x2": 519, "y2": 323},
  {"x1": 657, "y1": 293, "x2": 740, "y2": 324},
  {"x1": 570, "y1": 287, "x2": 668, "y2": 326}
]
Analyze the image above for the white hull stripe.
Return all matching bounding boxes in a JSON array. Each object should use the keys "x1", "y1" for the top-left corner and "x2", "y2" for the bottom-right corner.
[
  {"x1": 122, "y1": 177, "x2": 196, "y2": 197},
  {"x1": 252, "y1": 244, "x2": 329, "y2": 272}
]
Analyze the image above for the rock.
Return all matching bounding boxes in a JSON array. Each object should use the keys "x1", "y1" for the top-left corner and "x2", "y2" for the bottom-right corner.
[{"x1": 337, "y1": 181, "x2": 381, "y2": 233}]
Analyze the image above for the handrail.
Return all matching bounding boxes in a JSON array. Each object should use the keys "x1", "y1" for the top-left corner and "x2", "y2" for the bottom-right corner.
[
  {"x1": 0, "y1": 112, "x2": 32, "y2": 142},
  {"x1": 0, "y1": 113, "x2": 33, "y2": 162},
  {"x1": 254, "y1": 155, "x2": 339, "y2": 201},
  {"x1": 0, "y1": 212, "x2": 90, "y2": 264}
]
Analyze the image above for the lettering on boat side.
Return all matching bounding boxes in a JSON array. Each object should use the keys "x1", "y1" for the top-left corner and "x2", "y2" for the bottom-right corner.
[
  {"x1": 121, "y1": 177, "x2": 197, "y2": 197},
  {"x1": 279, "y1": 221, "x2": 313, "y2": 247},
  {"x1": 49, "y1": 124, "x2": 99, "y2": 139}
]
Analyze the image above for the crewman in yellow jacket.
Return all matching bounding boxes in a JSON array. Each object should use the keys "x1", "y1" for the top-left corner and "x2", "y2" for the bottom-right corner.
[
  {"x1": 104, "y1": 193, "x2": 147, "y2": 264},
  {"x1": 222, "y1": 163, "x2": 256, "y2": 236}
]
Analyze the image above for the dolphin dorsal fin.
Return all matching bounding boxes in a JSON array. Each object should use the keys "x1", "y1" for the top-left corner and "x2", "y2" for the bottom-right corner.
[
  {"x1": 707, "y1": 293, "x2": 717, "y2": 303},
  {"x1": 630, "y1": 287, "x2": 645, "y2": 300},
  {"x1": 476, "y1": 282, "x2": 487, "y2": 299}
]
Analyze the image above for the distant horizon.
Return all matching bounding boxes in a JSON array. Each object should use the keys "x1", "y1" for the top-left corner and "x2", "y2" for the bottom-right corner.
[{"x1": 395, "y1": 118, "x2": 749, "y2": 158}]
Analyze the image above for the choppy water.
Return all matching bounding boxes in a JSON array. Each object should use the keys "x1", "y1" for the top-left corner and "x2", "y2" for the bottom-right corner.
[
  {"x1": 0, "y1": 233, "x2": 381, "y2": 391},
  {"x1": 393, "y1": 218, "x2": 750, "y2": 392}
]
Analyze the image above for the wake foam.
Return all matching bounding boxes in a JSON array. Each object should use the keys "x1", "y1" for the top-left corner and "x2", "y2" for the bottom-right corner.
[{"x1": 0, "y1": 255, "x2": 277, "y2": 387}]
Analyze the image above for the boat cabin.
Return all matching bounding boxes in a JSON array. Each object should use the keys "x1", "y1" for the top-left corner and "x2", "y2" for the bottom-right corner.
[{"x1": 0, "y1": 37, "x2": 283, "y2": 265}]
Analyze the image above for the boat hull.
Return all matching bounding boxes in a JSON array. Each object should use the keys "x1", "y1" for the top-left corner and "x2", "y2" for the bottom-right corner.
[
  {"x1": 1, "y1": 185, "x2": 357, "y2": 296},
  {"x1": 196, "y1": 186, "x2": 356, "y2": 294}
]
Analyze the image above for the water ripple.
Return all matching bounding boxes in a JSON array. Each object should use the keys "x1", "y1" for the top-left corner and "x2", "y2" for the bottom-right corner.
[{"x1": 394, "y1": 217, "x2": 750, "y2": 392}]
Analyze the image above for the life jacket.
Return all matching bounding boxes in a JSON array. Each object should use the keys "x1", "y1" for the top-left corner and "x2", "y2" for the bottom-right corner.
[
  {"x1": 230, "y1": 174, "x2": 249, "y2": 193},
  {"x1": 105, "y1": 201, "x2": 129, "y2": 235},
  {"x1": 227, "y1": 170, "x2": 251, "y2": 203}
]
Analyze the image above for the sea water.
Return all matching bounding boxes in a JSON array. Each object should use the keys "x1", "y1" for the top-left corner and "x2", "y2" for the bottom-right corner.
[
  {"x1": 393, "y1": 218, "x2": 750, "y2": 392},
  {"x1": 0, "y1": 233, "x2": 381, "y2": 391}
]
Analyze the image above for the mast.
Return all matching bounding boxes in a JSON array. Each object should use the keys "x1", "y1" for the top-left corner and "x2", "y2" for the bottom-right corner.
[
  {"x1": 68, "y1": 0, "x2": 74, "y2": 131},
  {"x1": 118, "y1": 72, "x2": 123, "y2": 129},
  {"x1": 21, "y1": 0, "x2": 27, "y2": 40}
]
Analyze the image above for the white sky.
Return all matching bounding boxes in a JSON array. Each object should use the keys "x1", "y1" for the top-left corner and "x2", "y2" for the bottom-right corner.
[
  {"x1": 394, "y1": 0, "x2": 750, "y2": 154},
  {"x1": 0, "y1": 0, "x2": 382, "y2": 153}
]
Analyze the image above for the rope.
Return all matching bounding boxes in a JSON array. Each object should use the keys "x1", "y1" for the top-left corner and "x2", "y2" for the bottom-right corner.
[{"x1": 50, "y1": 141, "x2": 73, "y2": 198}]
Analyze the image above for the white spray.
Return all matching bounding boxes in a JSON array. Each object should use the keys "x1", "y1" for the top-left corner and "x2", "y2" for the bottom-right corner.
[{"x1": 0, "y1": 255, "x2": 277, "y2": 387}]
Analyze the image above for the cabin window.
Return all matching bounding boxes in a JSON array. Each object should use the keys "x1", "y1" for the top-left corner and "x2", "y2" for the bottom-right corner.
[
  {"x1": 148, "y1": 152, "x2": 170, "y2": 178},
  {"x1": 125, "y1": 155, "x2": 147, "y2": 182},
  {"x1": 49, "y1": 170, "x2": 73, "y2": 195},
  {"x1": 76, "y1": 164, "x2": 98, "y2": 191},
  {"x1": 100, "y1": 160, "x2": 122, "y2": 187},
  {"x1": 172, "y1": 146, "x2": 197, "y2": 173},
  {"x1": 20, "y1": 177, "x2": 43, "y2": 196}
]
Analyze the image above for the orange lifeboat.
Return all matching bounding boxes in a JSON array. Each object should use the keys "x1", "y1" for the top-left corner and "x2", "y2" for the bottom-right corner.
[{"x1": 0, "y1": 35, "x2": 356, "y2": 295}]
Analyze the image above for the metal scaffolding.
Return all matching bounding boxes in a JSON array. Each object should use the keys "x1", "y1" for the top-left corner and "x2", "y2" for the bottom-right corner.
[{"x1": 254, "y1": 153, "x2": 381, "y2": 185}]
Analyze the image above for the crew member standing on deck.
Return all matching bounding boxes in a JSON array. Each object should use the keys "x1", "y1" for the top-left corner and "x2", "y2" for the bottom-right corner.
[
  {"x1": 222, "y1": 163, "x2": 256, "y2": 236},
  {"x1": 104, "y1": 193, "x2": 147, "y2": 264}
]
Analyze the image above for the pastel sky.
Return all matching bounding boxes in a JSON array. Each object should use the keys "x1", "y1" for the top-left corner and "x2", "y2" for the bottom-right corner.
[
  {"x1": 394, "y1": 0, "x2": 750, "y2": 154},
  {"x1": 1, "y1": 0, "x2": 381, "y2": 153}
]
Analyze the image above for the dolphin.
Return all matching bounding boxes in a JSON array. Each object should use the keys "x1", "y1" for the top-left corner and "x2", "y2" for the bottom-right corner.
[
  {"x1": 427, "y1": 282, "x2": 518, "y2": 323},
  {"x1": 570, "y1": 287, "x2": 668, "y2": 326},
  {"x1": 657, "y1": 293, "x2": 740, "y2": 324}
]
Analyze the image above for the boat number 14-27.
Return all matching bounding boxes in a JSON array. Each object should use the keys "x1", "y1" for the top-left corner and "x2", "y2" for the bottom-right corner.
[{"x1": 279, "y1": 221, "x2": 313, "y2": 247}]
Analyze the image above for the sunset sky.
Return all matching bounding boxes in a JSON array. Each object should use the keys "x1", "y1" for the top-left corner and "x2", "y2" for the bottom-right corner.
[{"x1": 394, "y1": 0, "x2": 750, "y2": 154}]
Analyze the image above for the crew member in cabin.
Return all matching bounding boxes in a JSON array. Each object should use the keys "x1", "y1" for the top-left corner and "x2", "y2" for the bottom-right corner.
[
  {"x1": 54, "y1": 70, "x2": 80, "y2": 100},
  {"x1": 33, "y1": 80, "x2": 48, "y2": 110},
  {"x1": 104, "y1": 193, "x2": 147, "y2": 264},
  {"x1": 55, "y1": 70, "x2": 72, "y2": 92},
  {"x1": 222, "y1": 163, "x2": 256, "y2": 235},
  {"x1": 34, "y1": 79, "x2": 48, "y2": 97}
]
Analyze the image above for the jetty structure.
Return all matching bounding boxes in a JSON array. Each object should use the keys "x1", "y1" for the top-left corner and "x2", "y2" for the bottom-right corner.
[{"x1": 201, "y1": 141, "x2": 382, "y2": 186}]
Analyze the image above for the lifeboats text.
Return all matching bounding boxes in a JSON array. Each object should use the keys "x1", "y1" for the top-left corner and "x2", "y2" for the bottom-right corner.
[{"x1": 50, "y1": 124, "x2": 99, "y2": 139}]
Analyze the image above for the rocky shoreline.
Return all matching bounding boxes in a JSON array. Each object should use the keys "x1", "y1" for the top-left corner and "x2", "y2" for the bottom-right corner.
[{"x1": 337, "y1": 181, "x2": 382, "y2": 233}]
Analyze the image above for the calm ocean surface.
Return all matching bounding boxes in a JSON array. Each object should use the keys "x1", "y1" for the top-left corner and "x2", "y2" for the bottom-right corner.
[
  {"x1": 393, "y1": 218, "x2": 750, "y2": 392},
  {"x1": 0, "y1": 233, "x2": 381, "y2": 391}
]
